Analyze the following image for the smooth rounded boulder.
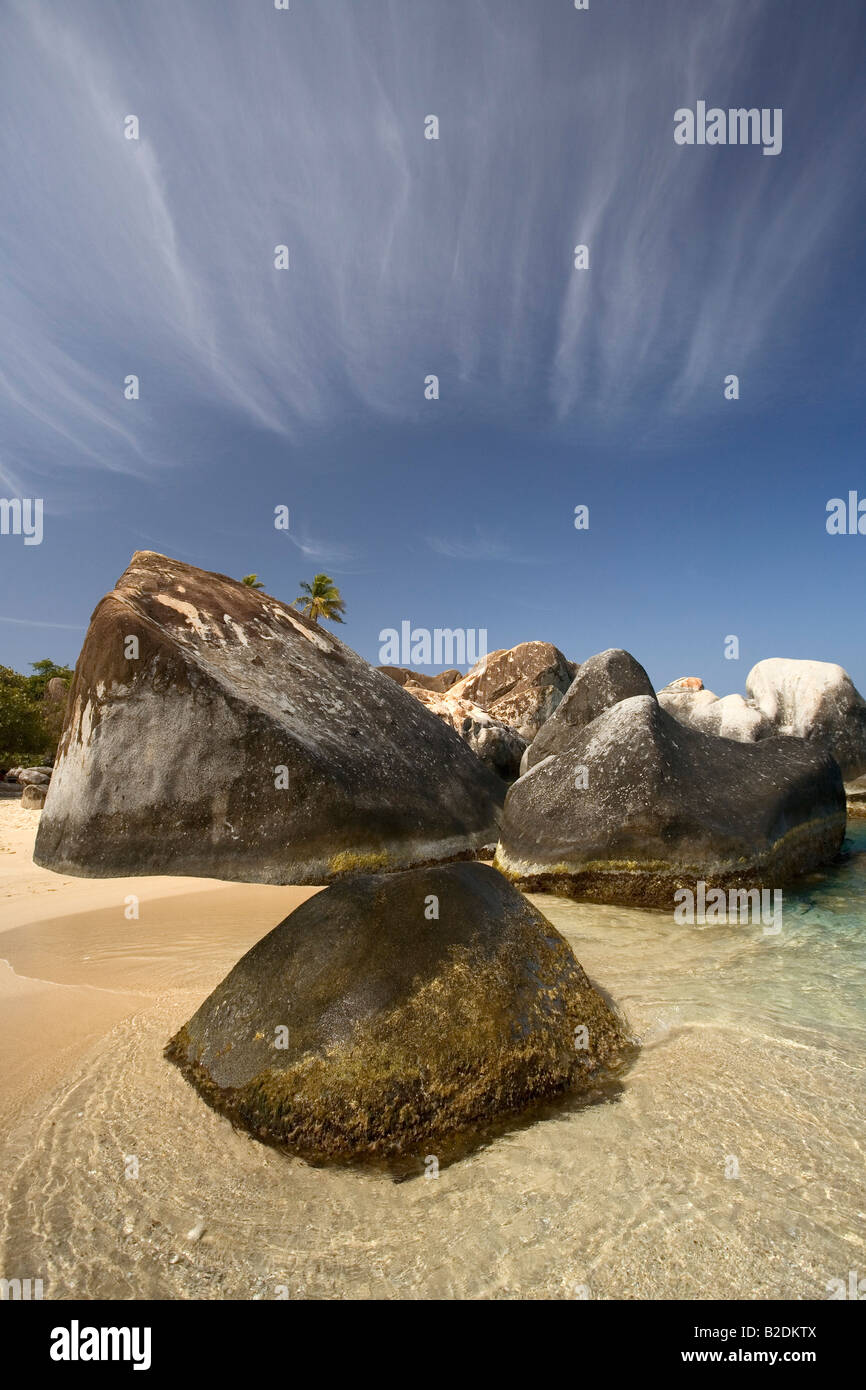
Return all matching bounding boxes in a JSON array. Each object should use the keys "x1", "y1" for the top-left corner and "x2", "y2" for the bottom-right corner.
[
  {"x1": 657, "y1": 687, "x2": 771, "y2": 742},
  {"x1": 746, "y1": 658, "x2": 866, "y2": 780},
  {"x1": 166, "y1": 862, "x2": 629, "y2": 1161},
  {"x1": 34, "y1": 552, "x2": 505, "y2": 884},
  {"x1": 496, "y1": 694, "x2": 846, "y2": 908},
  {"x1": 18, "y1": 767, "x2": 52, "y2": 785},
  {"x1": 525, "y1": 649, "x2": 654, "y2": 770}
]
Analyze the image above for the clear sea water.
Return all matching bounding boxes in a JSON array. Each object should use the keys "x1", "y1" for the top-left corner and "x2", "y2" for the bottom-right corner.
[{"x1": 2, "y1": 825, "x2": 864, "y2": 1299}]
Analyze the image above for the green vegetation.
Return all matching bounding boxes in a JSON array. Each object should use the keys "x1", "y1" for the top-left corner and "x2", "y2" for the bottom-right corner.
[
  {"x1": 293, "y1": 573, "x2": 346, "y2": 626},
  {"x1": 241, "y1": 574, "x2": 265, "y2": 590},
  {"x1": 0, "y1": 660, "x2": 73, "y2": 769},
  {"x1": 329, "y1": 849, "x2": 390, "y2": 876}
]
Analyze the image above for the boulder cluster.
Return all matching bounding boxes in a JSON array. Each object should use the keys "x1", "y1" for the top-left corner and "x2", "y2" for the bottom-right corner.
[
  {"x1": 378, "y1": 640, "x2": 576, "y2": 778},
  {"x1": 496, "y1": 650, "x2": 847, "y2": 907},
  {"x1": 657, "y1": 660, "x2": 866, "y2": 780},
  {"x1": 2, "y1": 765, "x2": 54, "y2": 807},
  {"x1": 32, "y1": 551, "x2": 866, "y2": 1161}
]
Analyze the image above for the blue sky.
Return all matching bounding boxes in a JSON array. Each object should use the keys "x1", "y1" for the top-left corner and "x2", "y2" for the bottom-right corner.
[{"x1": 1, "y1": 0, "x2": 865, "y2": 697}]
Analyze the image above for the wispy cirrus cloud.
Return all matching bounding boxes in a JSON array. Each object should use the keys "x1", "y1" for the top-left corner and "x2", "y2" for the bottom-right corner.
[
  {"x1": 0, "y1": 615, "x2": 85, "y2": 630},
  {"x1": 283, "y1": 529, "x2": 364, "y2": 570},
  {"x1": 426, "y1": 525, "x2": 544, "y2": 564},
  {"x1": 1, "y1": 0, "x2": 862, "y2": 501}
]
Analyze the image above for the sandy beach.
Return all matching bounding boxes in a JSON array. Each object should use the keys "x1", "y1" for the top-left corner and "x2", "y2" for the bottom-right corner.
[
  {"x1": 0, "y1": 801, "x2": 318, "y2": 1128},
  {"x1": 2, "y1": 799, "x2": 864, "y2": 1301}
]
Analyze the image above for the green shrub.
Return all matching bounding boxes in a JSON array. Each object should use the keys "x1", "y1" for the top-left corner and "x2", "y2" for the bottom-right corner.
[{"x1": 0, "y1": 660, "x2": 73, "y2": 769}]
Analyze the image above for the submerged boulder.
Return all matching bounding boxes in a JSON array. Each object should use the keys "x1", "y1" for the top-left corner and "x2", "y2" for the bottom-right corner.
[
  {"x1": 746, "y1": 658, "x2": 866, "y2": 780},
  {"x1": 166, "y1": 862, "x2": 629, "y2": 1161},
  {"x1": 449, "y1": 642, "x2": 576, "y2": 741},
  {"x1": 404, "y1": 683, "x2": 526, "y2": 780},
  {"x1": 496, "y1": 694, "x2": 845, "y2": 908},
  {"x1": 34, "y1": 552, "x2": 504, "y2": 884},
  {"x1": 525, "y1": 649, "x2": 654, "y2": 770}
]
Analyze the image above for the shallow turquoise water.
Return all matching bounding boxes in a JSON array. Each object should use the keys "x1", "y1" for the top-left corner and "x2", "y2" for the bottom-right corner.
[
  {"x1": 2, "y1": 827, "x2": 865, "y2": 1299},
  {"x1": 765, "y1": 821, "x2": 866, "y2": 1032},
  {"x1": 627, "y1": 821, "x2": 866, "y2": 1043}
]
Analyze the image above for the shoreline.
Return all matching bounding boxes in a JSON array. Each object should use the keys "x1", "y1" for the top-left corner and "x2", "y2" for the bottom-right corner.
[
  {"x1": 0, "y1": 802, "x2": 319, "y2": 1129},
  {"x1": 1, "y1": 801, "x2": 864, "y2": 1300}
]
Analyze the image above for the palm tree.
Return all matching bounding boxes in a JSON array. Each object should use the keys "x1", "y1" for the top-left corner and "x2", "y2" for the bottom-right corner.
[
  {"x1": 241, "y1": 574, "x2": 265, "y2": 590},
  {"x1": 293, "y1": 573, "x2": 346, "y2": 626}
]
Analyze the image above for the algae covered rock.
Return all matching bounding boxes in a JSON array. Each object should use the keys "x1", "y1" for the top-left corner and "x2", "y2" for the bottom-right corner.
[
  {"x1": 166, "y1": 862, "x2": 628, "y2": 1161},
  {"x1": 34, "y1": 551, "x2": 504, "y2": 884}
]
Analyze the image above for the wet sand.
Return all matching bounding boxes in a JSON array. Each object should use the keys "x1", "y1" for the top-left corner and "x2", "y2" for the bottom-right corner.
[
  {"x1": 1, "y1": 802, "x2": 864, "y2": 1300},
  {"x1": 0, "y1": 802, "x2": 317, "y2": 1128}
]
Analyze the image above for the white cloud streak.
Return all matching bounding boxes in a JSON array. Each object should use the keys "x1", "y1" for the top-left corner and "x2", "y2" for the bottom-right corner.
[{"x1": 0, "y1": 0, "x2": 860, "y2": 491}]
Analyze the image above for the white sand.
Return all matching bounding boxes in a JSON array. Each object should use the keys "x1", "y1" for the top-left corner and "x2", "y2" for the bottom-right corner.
[{"x1": 0, "y1": 802, "x2": 317, "y2": 1125}]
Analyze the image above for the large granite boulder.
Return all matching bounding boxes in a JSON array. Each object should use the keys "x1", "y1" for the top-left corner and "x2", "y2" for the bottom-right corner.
[
  {"x1": 166, "y1": 862, "x2": 629, "y2": 1161},
  {"x1": 378, "y1": 666, "x2": 462, "y2": 693},
  {"x1": 34, "y1": 552, "x2": 504, "y2": 883},
  {"x1": 657, "y1": 687, "x2": 771, "y2": 742},
  {"x1": 659, "y1": 659, "x2": 866, "y2": 775},
  {"x1": 449, "y1": 642, "x2": 576, "y2": 741},
  {"x1": 525, "y1": 649, "x2": 654, "y2": 771},
  {"x1": 746, "y1": 659, "x2": 866, "y2": 780},
  {"x1": 404, "y1": 683, "x2": 526, "y2": 781},
  {"x1": 22, "y1": 784, "x2": 47, "y2": 809},
  {"x1": 496, "y1": 694, "x2": 845, "y2": 908},
  {"x1": 17, "y1": 767, "x2": 52, "y2": 785},
  {"x1": 845, "y1": 774, "x2": 866, "y2": 817}
]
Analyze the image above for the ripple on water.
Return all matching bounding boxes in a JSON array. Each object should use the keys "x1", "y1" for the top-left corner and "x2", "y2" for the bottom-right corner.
[{"x1": 1, "y1": 838, "x2": 865, "y2": 1300}]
